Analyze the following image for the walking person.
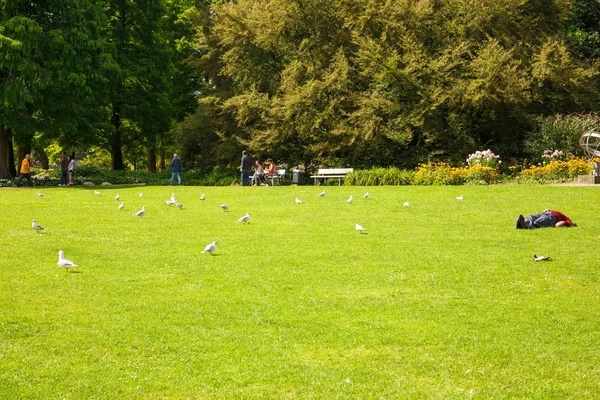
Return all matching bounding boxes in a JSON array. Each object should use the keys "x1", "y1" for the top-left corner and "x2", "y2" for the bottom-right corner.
[
  {"x1": 240, "y1": 150, "x2": 252, "y2": 186},
  {"x1": 68, "y1": 153, "x2": 76, "y2": 186},
  {"x1": 15, "y1": 154, "x2": 33, "y2": 187},
  {"x1": 170, "y1": 153, "x2": 182, "y2": 185},
  {"x1": 59, "y1": 151, "x2": 69, "y2": 186}
]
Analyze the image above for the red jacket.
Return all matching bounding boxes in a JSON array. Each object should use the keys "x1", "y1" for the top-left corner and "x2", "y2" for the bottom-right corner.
[{"x1": 550, "y1": 210, "x2": 573, "y2": 226}]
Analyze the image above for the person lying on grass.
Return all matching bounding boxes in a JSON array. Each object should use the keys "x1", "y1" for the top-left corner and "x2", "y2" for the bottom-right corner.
[{"x1": 515, "y1": 209, "x2": 576, "y2": 229}]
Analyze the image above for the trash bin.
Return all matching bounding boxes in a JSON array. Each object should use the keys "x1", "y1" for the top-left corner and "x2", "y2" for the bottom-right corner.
[{"x1": 293, "y1": 169, "x2": 305, "y2": 184}]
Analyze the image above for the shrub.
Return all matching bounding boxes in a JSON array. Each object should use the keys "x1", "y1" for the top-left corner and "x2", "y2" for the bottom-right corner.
[
  {"x1": 525, "y1": 113, "x2": 600, "y2": 161},
  {"x1": 344, "y1": 168, "x2": 414, "y2": 186},
  {"x1": 518, "y1": 158, "x2": 593, "y2": 183},
  {"x1": 412, "y1": 163, "x2": 500, "y2": 185}
]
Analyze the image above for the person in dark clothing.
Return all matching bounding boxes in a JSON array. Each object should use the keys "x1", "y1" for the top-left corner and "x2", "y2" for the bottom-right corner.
[
  {"x1": 170, "y1": 153, "x2": 182, "y2": 185},
  {"x1": 59, "y1": 151, "x2": 69, "y2": 186},
  {"x1": 515, "y1": 209, "x2": 576, "y2": 229},
  {"x1": 240, "y1": 150, "x2": 252, "y2": 186}
]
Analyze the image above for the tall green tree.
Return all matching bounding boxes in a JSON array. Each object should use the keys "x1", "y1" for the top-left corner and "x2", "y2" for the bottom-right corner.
[
  {"x1": 0, "y1": 0, "x2": 116, "y2": 178},
  {"x1": 101, "y1": 0, "x2": 173, "y2": 170},
  {"x1": 184, "y1": 0, "x2": 599, "y2": 169}
]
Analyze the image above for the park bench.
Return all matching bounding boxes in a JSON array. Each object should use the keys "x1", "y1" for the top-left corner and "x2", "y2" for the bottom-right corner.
[
  {"x1": 268, "y1": 169, "x2": 286, "y2": 185},
  {"x1": 310, "y1": 168, "x2": 353, "y2": 186}
]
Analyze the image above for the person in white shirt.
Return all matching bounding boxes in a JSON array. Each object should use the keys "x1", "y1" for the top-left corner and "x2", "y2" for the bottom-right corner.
[
  {"x1": 68, "y1": 153, "x2": 76, "y2": 186},
  {"x1": 251, "y1": 160, "x2": 265, "y2": 186}
]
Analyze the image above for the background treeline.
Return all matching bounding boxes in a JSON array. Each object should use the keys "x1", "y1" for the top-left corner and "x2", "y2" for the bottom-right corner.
[{"x1": 1, "y1": 0, "x2": 600, "y2": 178}]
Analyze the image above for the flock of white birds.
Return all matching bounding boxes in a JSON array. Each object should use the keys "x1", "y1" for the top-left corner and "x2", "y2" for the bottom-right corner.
[{"x1": 31, "y1": 188, "x2": 463, "y2": 271}]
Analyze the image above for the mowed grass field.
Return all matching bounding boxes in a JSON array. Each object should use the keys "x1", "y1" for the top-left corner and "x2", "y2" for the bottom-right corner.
[{"x1": 1, "y1": 184, "x2": 599, "y2": 398}]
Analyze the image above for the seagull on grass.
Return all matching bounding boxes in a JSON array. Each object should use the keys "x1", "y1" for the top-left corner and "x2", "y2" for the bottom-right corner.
[
  {"x1": 139, "y1": 193, "x2": 143, "y2": 198},
  {"x1": 133, "y1": 206, "x2": 145, "y2": 217},
  {"x1": 118, "y1": 201, "x2": 124, "y2": 210},
  {"x1": 32, "y1": 220, "x2": 45, "y2": 230},
  {"x1": 37, "y1": 193, "x2": 46, "y2": 197},
  {"x1": 237, "y1": 212, "x2": 251, "y2": 223},
  {"x1": 219, "y1": 204, "x2": 229, "y2": 211},
  {"x1": 363, "y1": 192, "x2": 369, "y2": 199},
  {"x1": 115, "y1": 194, "x2": 120, "y2": 200},
  {"x1": 202, "y1": 241, "x2": 217, "y2": 255},
  {"x1": 456, "y1": 196, "x2": 464, "y2": 200},
  {"x1": 533, "y1": 255, "x2": 552, "y2": 262},
  {"x1": 199, "y1": 194, "x2": 205, "y2": 201},
  {"x1": 355, "y1": 224, "x2": 367, "y2": 233},
  {"x1": 94, "y1": 191, "x2": 101, "y2": 195},
  {"x1": 347, "y1": 195, "x2": 353, "y2": 203},
  {"x1": 296, "y1": 198, "x2": 303, "y2": 204},
  {"x1": 318, "y1": 190, "x2": 326, "y2": 197},
  {"x1": 176, "y1": 201, "x2": 183, "y2": 208},
  {"x1": 57, "y1": 250, "x2": 78, "y2": 271},
  {"x1": 403, "y1": 202, "x2": 410, "y2": 207}
]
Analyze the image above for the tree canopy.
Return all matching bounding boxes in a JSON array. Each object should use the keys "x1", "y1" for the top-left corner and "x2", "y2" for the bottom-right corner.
[{"x1": 0, "y1": 0, "x2": 598, "y2": 178}]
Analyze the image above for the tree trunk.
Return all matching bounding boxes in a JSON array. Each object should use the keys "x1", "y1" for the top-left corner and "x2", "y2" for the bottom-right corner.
[
  {"x1": 148, "y1": 145, "x2": 156, "y2": 172},
  {"x1": 18, "y1": 144, "x2": 31, "y2": 166},
  {"x1": 159, "y1": 149, "x2": 166, "y2": 170},
  {"x1": 110, "y1": 107, "x2": 124, "y2": 170},
  {"x1": 0, "y1": 125, "x2": 16, "y2": 179},
  {"x1": 36, "y1": 147, "x2": 49, "y2": 169}
]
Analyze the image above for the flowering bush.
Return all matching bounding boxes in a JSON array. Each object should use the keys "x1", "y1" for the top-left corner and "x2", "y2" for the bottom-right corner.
[
  {"x1": 542, "y1": 149, "x2": 568, "y2": 161},
  {"x1": 413, "y1": 163, "x2": 499, "y2": 185},
  {"x1": 466, "y1": 149, "x2": 501, "y2": 168},
  {"x1": 519, "y1": 158, "x2": 593, "y2": 183}
]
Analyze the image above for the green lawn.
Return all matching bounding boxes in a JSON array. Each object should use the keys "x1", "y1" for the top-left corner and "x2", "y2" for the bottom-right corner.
[{"x1": 1, "y1": 184, "x2": 599, "y2": 398}]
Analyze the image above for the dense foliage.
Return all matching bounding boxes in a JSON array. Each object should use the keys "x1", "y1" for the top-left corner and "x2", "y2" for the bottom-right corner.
[
  {"x1": 1, "y1": 0, "x2": 599, "y2": 178},
  {"x1": 180, "y1": 0, "x2": 600, "y2": 170}
]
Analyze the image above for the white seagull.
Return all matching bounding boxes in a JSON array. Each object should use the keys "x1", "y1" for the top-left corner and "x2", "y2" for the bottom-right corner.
[
  {"x1": 219, "y1": 204, "x2": 229, "y2": 211},
  {"x1": 347, "y1": 195, "x2": 353, "y2": 203},
  {"x1": 296, "y1": 198, "x2": 303, "y2": 204},
  {"x1": 534, "y1": 254, "x2": 552, "y2": 262},
  {"x1": 164, "y1": 200, "x2": 175, "y2": 205},
  {"x1": 403, "y1": 202, "x2": 410, "y2": 207},
  {"x1": 57, "y1": 250, "x2": 78, "y2": 271},
  {"x1": 32, "y1": 220, "x2": 45, "y2": 230},
  {"x1": 176, "y1": 201, "x2": 184, "y2": 208},
  {"x1": 237, "y1": 212, "x2": 251, "y2": 223},
  {"x1": 94, "y1": 191, "x2": 101, "y2": 195},
  {"x1": 456, "y1": 196, "x2": 464, "y2": 200},
  {"x1": 133, "y1": 206, "x2": 145, "y2": 217},
  {"x1": 202, "y1": 241, "x2": 217, "y2": 255},
  {"x1": 118, "y1": 201, "x2": 124, "y2": 210},
  {"x1": 139, "y1": 193, "x2": 143, "y2": 198},
  {"x1": 36, "y1": 193, "x2": 46, "y2": 197},
  {"x1": 115, "y1": 194, "x2": 120, "y2": 200},
  {"x1": 199, "y1": 194, "x2": 205, "y2": 200},
  {"x1": 363, "y1": 192, "x2": 369, "y2": 199},
  {"x1": 355, "y1": 224, "x2": 367, "y2": 232},
  {"x1": 318, "y1": 190, "x2": 326, "y2": 197}
]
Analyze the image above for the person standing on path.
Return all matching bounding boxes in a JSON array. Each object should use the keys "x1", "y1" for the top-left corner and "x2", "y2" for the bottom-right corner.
[
  {"x1": 59, "y1": 151, "x2": 69, "y2": 186},
  {"x1": 170, "y1": 153, "x2": 182, "y2": 185},
  {"x1": 240, "y1": 150, "x2": 252, "y2": 186},
  {"x1": 15, "y1": 154, "x2": 32, "y2": 187}
]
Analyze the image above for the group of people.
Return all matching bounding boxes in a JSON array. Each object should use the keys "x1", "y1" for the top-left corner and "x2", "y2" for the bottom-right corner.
[
  {"x1": 15, "y1": 151, "x2": 76, "y2": 187},
  {"x1": 240, "y1": 150, "x2": 276, "y2": 186}
]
